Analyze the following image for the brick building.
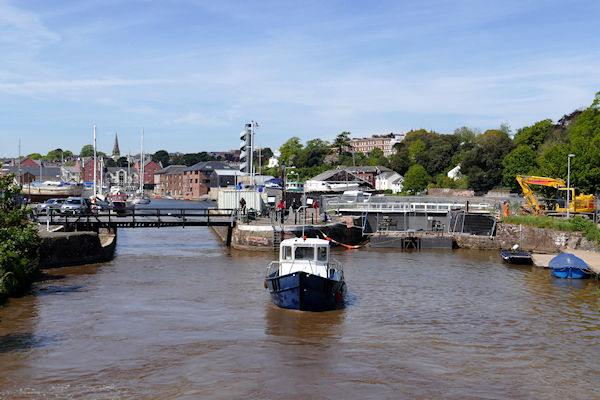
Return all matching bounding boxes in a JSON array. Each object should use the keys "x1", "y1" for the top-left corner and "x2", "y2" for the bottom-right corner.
[
  {"x1": 182, "y1": 161, "x2": 232, "y2": 198},
  {"x1": 154, "y1": 165, "x2": 186, "y2": 197},
  {"x1": 349, "y1": 133, "x2": 404, "y2": 157}
]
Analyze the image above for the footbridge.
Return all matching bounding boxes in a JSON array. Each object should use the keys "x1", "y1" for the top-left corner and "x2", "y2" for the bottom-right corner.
[{"x1": 35, "y1": 207, "x2": 238, "y2": 245}]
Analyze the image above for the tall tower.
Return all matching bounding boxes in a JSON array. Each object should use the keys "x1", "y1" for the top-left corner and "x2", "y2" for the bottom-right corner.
[{"x1": 112, "y1": 132, "x2": 121, "y2": 158}]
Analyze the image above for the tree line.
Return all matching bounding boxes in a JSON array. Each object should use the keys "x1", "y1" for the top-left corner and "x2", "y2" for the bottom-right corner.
[{"x1": 266, "y1": 91, "x2": 600, "y2": 195}]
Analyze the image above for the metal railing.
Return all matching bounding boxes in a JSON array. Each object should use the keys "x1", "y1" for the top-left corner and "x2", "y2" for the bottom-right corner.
[
  {"x1": 266, "y1": 258, "x2": 344, "y2": 278},
  {"x1": 324, "y1": 195, "x2": 500, "y2": 214}
]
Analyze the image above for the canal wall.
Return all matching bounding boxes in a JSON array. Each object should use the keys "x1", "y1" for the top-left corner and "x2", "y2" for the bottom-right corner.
[
  {"x1": 455, "y1": 223, "x2": 599, "y2": 253},
  {"x1": 211, "y1": 219, "x2": 364, "y2": 251},
  {"x1": 38, "y1": 229, "x2": 117, "y2": 268}
]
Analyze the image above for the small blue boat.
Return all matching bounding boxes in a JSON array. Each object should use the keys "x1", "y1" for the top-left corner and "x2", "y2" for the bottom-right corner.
[
  {"x1": 548, "y1": 253, "x2": 590, "y2": 279},
  {"x1": 265, "y1": 237, "x2": 346, "y2": 311}
]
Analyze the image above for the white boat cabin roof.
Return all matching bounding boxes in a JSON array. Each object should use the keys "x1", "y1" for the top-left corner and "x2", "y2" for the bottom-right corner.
[{"x1": 280, "y1": 237, "x2": 329, "y2": 247}]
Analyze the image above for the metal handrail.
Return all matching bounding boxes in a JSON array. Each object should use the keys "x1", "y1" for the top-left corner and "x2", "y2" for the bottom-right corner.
[{"x1": 266, "y1": 258, "x2": 343, "y2": 277}]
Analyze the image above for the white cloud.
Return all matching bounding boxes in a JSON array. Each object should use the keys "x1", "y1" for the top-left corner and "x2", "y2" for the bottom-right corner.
[
  {"x1": 172, "y1": 112, "x2": 229, "y2": 126},
  {"x1": 0, "y1": 78, "x2": 177, "y2": 95}
]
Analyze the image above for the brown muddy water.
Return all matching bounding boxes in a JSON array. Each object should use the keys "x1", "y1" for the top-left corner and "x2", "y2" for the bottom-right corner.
[{"x1": 1, "y1": 226, "x2": 600, "y2": 399}]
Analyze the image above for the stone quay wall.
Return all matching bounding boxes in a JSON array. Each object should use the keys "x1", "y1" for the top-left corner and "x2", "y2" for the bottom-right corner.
[
  {"x1": 455, "y1": 223, "x2": 599, "y2": 253},
  {"x1": 38, "y1": 229, "x2": 117, "y2": 268},
  {"x1": 212, "y1": 220, "x2": 364, "y2": 252}
]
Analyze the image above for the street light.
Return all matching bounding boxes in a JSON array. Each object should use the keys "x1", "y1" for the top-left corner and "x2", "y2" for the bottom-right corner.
[{"x1": 567, "y1": 153, "x2": 575, "y2": 218}]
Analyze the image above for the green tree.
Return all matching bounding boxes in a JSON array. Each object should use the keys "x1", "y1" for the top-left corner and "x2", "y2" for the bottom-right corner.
[
  {"x1": 564, "y1": 91, "x2": 600, "y2": 192},
  {"x1": 408, "y1": 140, "x2": 426, "y2": 162},
  {"x1": 402, "y1": 164, "x2": 431, "y2": 194},
  {"x1": 116, "y1": 157, "x2": 129, "y2": 167},
  {"x1": 27, "y1": 153, "x2": 42, "y2": 160},
  {"x1": 368, "y1": 147, "x2": 389, "y2": 167},
  {"x1": 80, "y1": 144, "x2": 94, "y2": 157},
  {"x1": 45, "y1": 149, "x2": 64, "y2": 160},
  {"x1": 513, "y1": 119, "x2": 553, "y2": 151},
  {"x1": 333, "y1": 131, "x2": 351, "y2": 155},
  {"x1": 0, "y1": 170, "x2": 40, "y2": 299},
  {"x1": 461, "y1": 129, "x2": 514, "y2": 192},
  {"x1": 104, "y1": 158, "x2": 116, "y2": 167},
  {"x1": 389, "y1": 146, "x2": 410, "y2": 175},
  {"x1": 152, "y1": 150, "x2": 170, "y2": 167},
  {"x1": 305, "y1": 139, "x2": 330, "y2": 150},
  {"x1": 279, "y1": 137, "x2": 303, "y2": 165},
  {"x1": 502, "y1": 145, "x2": 538, "y2": 190}
]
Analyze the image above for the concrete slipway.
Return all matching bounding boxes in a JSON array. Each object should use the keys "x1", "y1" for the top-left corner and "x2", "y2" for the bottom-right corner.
[{"x1": 532, "y1": 250, "x2": 600, "y2": 276}]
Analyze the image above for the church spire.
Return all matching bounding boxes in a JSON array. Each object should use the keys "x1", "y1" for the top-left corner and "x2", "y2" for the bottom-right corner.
[{"x1": 112, "y1": 132, "x2": 120, "y2": 157}]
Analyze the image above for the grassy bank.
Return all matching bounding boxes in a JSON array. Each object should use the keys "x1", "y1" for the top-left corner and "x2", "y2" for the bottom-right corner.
[{"x1": 503, "y1": 215, "x2": 600, "y2": 243}]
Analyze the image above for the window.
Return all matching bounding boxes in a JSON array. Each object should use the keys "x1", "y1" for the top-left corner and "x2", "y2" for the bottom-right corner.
[
  {"x1": 195, "y1": 179, "x2": 198, "y2": 183},
  {"x1": 317, "y1": 247, "x2": 327, "y2": 261},
  {"x1": 294, "y1": 246, "x2": 314, "y2": 260},
  {"x1": 283, "y1": 246, "x2": 292, "y2": 260}
]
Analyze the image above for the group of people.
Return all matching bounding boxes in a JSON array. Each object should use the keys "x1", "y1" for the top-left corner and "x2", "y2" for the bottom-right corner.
[{"x1": 239, "y1": 196, "x2": 319, "y2": 222}]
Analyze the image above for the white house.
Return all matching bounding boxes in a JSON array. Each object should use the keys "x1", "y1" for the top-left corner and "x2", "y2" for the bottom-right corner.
[
  {"x1": 267, "y1": 150, "x2": 281, "y2": 168},
  {"x1": 447, "y1": 164, "x2": 461, "y2": 180},
  {"x1": 375, "y1": 171, "x2": 404, "y2": 194}
]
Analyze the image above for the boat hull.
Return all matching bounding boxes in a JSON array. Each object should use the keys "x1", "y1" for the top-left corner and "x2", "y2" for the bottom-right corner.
[
  {"x1": 266, "y1": 271, "x2": 345, "y2": 311},
  {"x1": 500, "y1": 250, "x2": 533, "y2": 265},
  {"x1": 551, "y1": 268, "x2": 589, "y2": 279}
]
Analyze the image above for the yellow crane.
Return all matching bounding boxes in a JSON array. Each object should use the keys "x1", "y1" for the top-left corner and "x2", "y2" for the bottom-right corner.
[{"x1": 516, "y1": 175, "x2": 595, "y2": 215}]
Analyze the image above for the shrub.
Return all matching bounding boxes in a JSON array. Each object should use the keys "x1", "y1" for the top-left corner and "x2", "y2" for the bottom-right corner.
[{"x1": 0, "y1": 170, "x2": 40, "y2": 299}]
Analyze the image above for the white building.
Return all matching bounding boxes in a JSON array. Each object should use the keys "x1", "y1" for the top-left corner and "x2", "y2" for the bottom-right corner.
[
  {"x1": 375, "y1": 171, "x2": 404, "y2": 194},
  {"x1": 268, "y1": 150, "x2": 281, "y2": 168},
  {"x1": 447, "y1": 164, "x2": 461, "y2": 180}
]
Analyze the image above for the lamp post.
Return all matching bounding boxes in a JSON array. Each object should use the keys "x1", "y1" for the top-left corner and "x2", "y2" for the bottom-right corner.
[{"x1": 567, "y1": 153, "x2": 575, "y2": 218}]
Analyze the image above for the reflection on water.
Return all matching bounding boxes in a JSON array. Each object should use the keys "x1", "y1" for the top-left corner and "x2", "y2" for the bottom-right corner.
[
  {"x1": 0, "y1": 333, "x2": 64, "y2": 353},
  {"x1": 1, "y1": 215, "x2": 599, "y2": 399},
  {"x1": 264, "y1": 306, "x2": 344, "y2": 338}
]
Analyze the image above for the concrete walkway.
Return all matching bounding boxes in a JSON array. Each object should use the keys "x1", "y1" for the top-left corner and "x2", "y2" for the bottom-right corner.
[{"x1": 532, "y1": 250, "x2": 600, "y2": 275}]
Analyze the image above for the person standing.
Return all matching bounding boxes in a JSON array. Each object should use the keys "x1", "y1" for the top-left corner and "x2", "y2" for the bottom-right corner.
[{"x1": 239, "y1": 197, "x2": 247, "y2": 215}]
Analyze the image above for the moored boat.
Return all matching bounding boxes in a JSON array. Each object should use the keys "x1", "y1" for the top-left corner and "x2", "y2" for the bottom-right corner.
[
  {"x1": 24, "y1": 181, "x2": 83, "y2": 201},
  {"x1": 500, "y1": 246, "x2": 533, "y2": 265},
  {"x1": 549, "y1": 253, "x2": 590, "y2": 279},
  {"x1": 265, "y1": 237, "x2": 346, "y2": 311}
]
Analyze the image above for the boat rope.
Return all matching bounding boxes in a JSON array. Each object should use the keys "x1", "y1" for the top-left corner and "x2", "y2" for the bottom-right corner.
[{"x1": 319, "y1": 230, "x2": 361, "y2": 249}]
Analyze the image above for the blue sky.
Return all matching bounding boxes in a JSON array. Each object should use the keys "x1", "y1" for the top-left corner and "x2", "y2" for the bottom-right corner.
[{"x1": 1, "y1": 0, "x2": 599, "y2": 158}]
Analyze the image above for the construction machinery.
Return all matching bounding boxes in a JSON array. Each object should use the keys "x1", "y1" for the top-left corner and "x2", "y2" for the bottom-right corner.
[{"x1": 516, "y1": 175, "x2": 595, "y2": 215}]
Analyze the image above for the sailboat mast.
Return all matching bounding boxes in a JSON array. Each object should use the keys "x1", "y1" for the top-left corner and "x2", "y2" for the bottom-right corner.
[
  {"x1": 139, "y1": 128, "x2": 144, "y2": 195},
  {"x1": 93, "y1": 125, "x2": 97, "y2": 198}
]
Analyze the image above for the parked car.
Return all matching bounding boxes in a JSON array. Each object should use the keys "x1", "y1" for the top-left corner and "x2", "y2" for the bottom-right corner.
[
  {"x1": 37, "y1": 198, "x2": 66, "y2": 213},
  {"x1": 60, "y1": 197, "x2": 92, "y2": 214}
]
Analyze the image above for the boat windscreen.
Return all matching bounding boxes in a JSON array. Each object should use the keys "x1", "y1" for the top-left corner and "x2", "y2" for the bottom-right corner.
[{"x1": 294, "y1": 246, "x2": 314, "y2": 260}]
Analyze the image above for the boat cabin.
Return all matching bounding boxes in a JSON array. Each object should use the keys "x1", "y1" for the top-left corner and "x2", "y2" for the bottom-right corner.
[{"x1": 279, "y1": 237, "x2": 332, "y2": 278}]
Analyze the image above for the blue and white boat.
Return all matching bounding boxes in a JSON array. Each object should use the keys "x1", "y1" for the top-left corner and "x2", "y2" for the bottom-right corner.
[
  {"x1": 265, "y1": 237, "x2": 346, "y2": 311},
  {"x1": 500, "y1": 245, "x2": 533, "y2": 265},
  {"x1": 548, "y1": 253, "x2": 590, "y2": 279}
]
